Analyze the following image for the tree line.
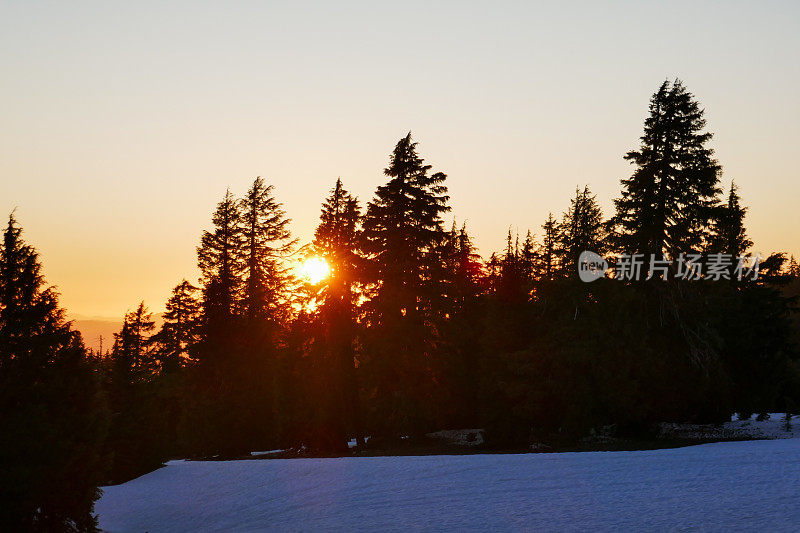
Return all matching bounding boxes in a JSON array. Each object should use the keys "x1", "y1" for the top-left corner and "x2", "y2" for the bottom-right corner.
[{"x1": 2, "y1": 79, "x2": 799, "y2": 530}]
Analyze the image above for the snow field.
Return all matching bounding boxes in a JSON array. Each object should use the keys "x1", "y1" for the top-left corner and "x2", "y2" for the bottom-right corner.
[{"x1": 98, "y1": 438, "x2": 800, "y2": 532}]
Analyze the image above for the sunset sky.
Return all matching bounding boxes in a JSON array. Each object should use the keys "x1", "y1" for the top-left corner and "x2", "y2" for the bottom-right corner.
[{"x1": 2, "y1": 1, "x2": 798, "y2": 324}]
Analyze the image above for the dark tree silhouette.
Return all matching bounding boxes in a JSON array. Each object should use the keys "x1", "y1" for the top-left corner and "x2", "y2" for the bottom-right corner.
[
  {"x1": 188, "y1": 189, "x2": 248, "y2": 455},
  {"x1": 112, "y1": 302, "x2": 156, "y2": 378},
  {"x1": 0, "y1": 214, "x2": 107, "y2": 531},
  {"x1": 240, "y1": 176, "x2": 295, "y2": 323},
  {"x1": 439, "y1": 221, "x2": 485, "y2": 427},
  {"x1": 521, "y1": 230, "x2": 538, "y2": 283},
  {"x1": 189, "y1": 182, "x2": 296, "y2": 456},
  {"x1": 557, "y1": 186, "x2": 605, "y2": 277},
  {"x1": 153, "y1": 280, "x2": 201, "y2": 373},
  {"x1": 360, "y1": 132, "x2": 451, "y2": 437},
  {"x1": 494, "y1": 229, "x2": 529, "y2": 303},
  {"x1": 145, "y1": 280, "x2": 202, "y2": 463},
  {"x1": 104, "y1": 302, "x2": 165, "y2": 483},
  {"x1": 5, "y1": 87, "x2": 797, "y2": 485},
  {"x1": 302, "y1": 178, "x2": 364, "y2": 451},
  {"x1": 611, "y1": 80, "x2": 721, "y2": 258},
  {"x1": 198, "y1": 189, "x2": 244, "y2": 323},
  {"x1": 314, "y1": 178, "x2": 361, "y2": 288},
  {"x1": 539, "y1": 213, "x2": 558, "y2": 281},
  {"x1": 442, "y1": 221, "x2": 484, "y2": 309},
  {"x1": 710, "y1": 182, "x2": 753, "y2": 258}
]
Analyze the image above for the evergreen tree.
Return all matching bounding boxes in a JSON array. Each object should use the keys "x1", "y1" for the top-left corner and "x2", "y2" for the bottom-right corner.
[
  {"x1": 485, "y1": 252, "x2": 502, "y2": 289},
  {"x1": 190, "y1": 182, "x2": 294, "y2": 456},
  {"x1": 360, "y1": 133, "x2": 450, "y2": 437},
  {"x1": 238, "y1": 177, "x2": 297, "y2": 450},
  {"x1": 611, "y1": 80, "x2": 721, "y2": 259},
  {"x1": 558, "y1": 186, "x2": 605, "y2": 277},
  {"x1": 197, "y1": 189, "x2": 244, "y2": 323},
  {"x1": 439, "y1": 221, "x2": 485, "y2": 426},
  {"x1": 521, "y1": 230, "x2": 538, "y2": 283},
  {"x1": 539, "y1": 213, "x2": 558, "y2": 281},
  {"x1": 789, "y1": 256, "x2": 800, "y2": 279},
  {"x1": 147, "y1": 281, "x2": 201, "y2": 464},
  {"x1": 0, "y1": 214, "x2": 107, "y2": 531},
  {"x1": 759, "y1": 252, "x2": 793, "y2": 285},
  {"x1": 189, "y1": 189, "x2": 248, "y2": 456},
  {"x1": 495, "y1": 228, "x2": 528, "y2": 302},
  {"x1": 313, "y1": 178, "x2": 361, "y2": 301},
  {"x1": 303, "y1": 178, "x2": 363, "y2": 451},
  {"x1": 153, "y1": 280, "x2": 201, "y2": 374},
  {"x1": 112, "y1": 302, "x2": 156, "y2": 378},
  {"x1": 240, "y1": 176, "x2": 295, "y2": 323},
  {"x1": 442, "y1": 221, "x2": 484, "y2": 308},
  {"x1": 104, "y1": 302, "x2": 162, "y2": 483},
  {"x1": 710, "y1": 182, "x2": 752, "y2": 258},
  {"x1": 361, "y1": 133, "x2": 450, "y2": 316}
]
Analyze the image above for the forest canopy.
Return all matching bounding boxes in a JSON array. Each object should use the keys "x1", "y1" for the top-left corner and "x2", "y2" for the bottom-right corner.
[{"x1": 1, "y1": 80, "x2": 798, "y2": 531}]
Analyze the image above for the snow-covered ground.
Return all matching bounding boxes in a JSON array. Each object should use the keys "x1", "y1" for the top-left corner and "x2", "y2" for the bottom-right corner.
[
  {"x1": 97, "y1": 437, "x2": 800, "y2": 532},
  {"x1": 660, "y1": 413, "x2": 798, "y2": 441}
]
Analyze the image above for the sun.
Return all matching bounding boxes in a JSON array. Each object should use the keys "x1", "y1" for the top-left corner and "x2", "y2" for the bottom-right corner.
[{"x1": 300, "y1": 257, "x2": 331, "y2": 284}]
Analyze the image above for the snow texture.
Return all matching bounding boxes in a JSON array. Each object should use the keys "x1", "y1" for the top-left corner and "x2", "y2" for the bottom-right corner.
[
  {"x1": 660, "y1": 413, "x2": 798, "y2": 441},
  {"x1": 249, "y1": 450, "x2": 284, "y2": 457},
  {"x1": 97, "y1": 438, "x2": 800, "y2": 532}
]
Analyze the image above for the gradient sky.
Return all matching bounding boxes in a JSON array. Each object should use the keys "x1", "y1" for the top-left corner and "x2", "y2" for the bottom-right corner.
[{"x1": 2, "y1": 1, "x2": 798, "y2": 321}]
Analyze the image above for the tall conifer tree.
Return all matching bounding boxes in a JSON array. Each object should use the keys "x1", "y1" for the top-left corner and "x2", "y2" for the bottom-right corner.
[
  {"x1": 710, "y1": 182, "x2": 752, "y2": 258},
  {"x1": 191, "y1": 189, "x2": 254, "y2": 456},
  {"x1": 112, "y1": 302, "x2": 156, "y2": 379},
  {"x1": 558, "y1": 186, "x2": 605, "y2": 276},
  {"x1": 154, "y1": 280, "x2": 201, "y2": 373},
  {"x1": 442, "y1": 221, "x2": 484, "y2": 308},
  {"x1": 240, "y1": 177, "x2": 295, "y2": 323},
  {"x1": 0, "y1": 214, "x2": 107, "y2": 530},
  {"x1": 540, "y1": 213, "x2": 558, "y2": 281},
  {"x1": 521, "y1": 230, "x2": 538, "y2": 283},
  {"x1": 314, "y1": 178, "x2": 361, "y2": 300},
  {"x1": 197, "y1": 189, "x2": 244, "y2": 323},
  {"x1": 304, "y1": 178, "x2": 363, "y2": 450},
  {"x1": 612, "y1": 80, "x2": 721, "y2": 258},
  {"x1": 105, "y1": 302, "x2": 162, "y2": 483},
  {"x1": 360, "y1": 133, "x2": 450, "y2": 436}
]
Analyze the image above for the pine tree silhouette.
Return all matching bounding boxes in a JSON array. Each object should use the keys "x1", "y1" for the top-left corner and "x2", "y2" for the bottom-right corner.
[
  {"x1": 710, "y1": 182, "x2": 753, "y2": 257},
  {"x1": 198, "y1": 189, "x2": 244, "y2": 323},
  {"x1": 314, "y1": 177, "x2": 361, "y2": 299},
  {"x1": 112, "y1": 302, "x2": 156, "y2": 378},
  {"x1": 153, "y1": 280, "x2": 201, "y2": 373},
  {"x1": 105, "y1": 302, "x2": 163, "y2": 483},
  {"x1": 360, "y1": 133, "x2": 450, "y2": 437},
  {"x1": 0, "y1": 214, "x2": 107, "y2": 531},
  {"x1": 558, "y1": 185, "x2": 604, "y2": 277},
  {"x1": 521, "y1": 230, "x2": 538, "y2": 283},
  {"x1": 304, "y1": 178, "x2": 364, "y2": 451},
  {"x1": 611, "y1": 80, "x2": 721, "y2": 258},
  {"x1": 540, "y1": 212, "x2": 558, "y2": 281},
  {"x1": 240, "y1": 176, "x2": 295, "y2": 323}
]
